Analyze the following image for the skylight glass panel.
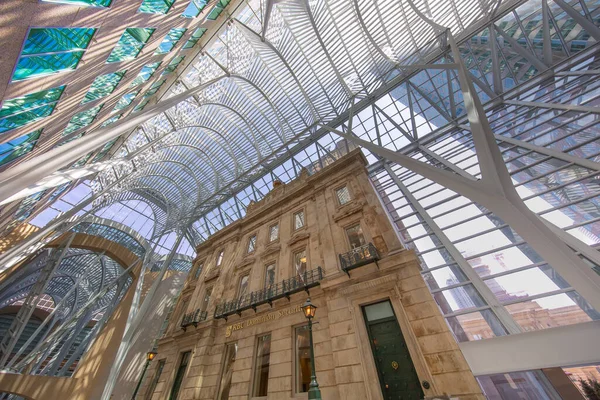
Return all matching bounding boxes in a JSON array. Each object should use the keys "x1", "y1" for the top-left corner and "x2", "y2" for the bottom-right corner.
[
  {"x1": 71, "y1": 152, "x2": 93, "y2": 168},
  {"x1": 206, "y1": 0, "x2": 229, "y2": 20},
  {"x1": 182, "y1": 0, "x2": 207, "y2": 17},
  {"x1": 0, "y1": 129, "x2": 42, "y2": 167},
  {"x1": 0, "y1": 85, "x2": 65, "y2": 134},
  {"x1": 43, "y1": 0, "x2": 112, "y2": 6},
  {"x1": 92, "y1": 138, "x2": 118, "y2": 162},
  {"x1": 13, "y1": 28, "x2": 95, "y2": 81},
  {"x1": 113, "y1": 90, "x2": 140, "y2": 111},
  {"x1": 138, "y1": 0, "x2": 175, "y2": 14},
  {"x1": 63, "y1": 104, "x2": 104, "y2": 135},
  {"x1": 82, "y1": 70, "x2": 126, "y2": 104},
  {"x1": 102, "y1": 114, "x2": 122, "y2": 127},
  {"x1": 162, "y1": 56, "x2": 184, "y2": 75},
  {"x1": 133, "y1": 99, "x2": 150, "y2": 112},
  {"x1": 183, "y1": 28, "x2": 206, "y2": 49},
  {"x1": 130, "y1": 62, "x2": 161, "y2": 87},
  {"x1": 107, "y1": 28, "x2": 155, "y2": 63},
  {"x1": 154, "y1": 28, "x2": 186, "y2": 54},
  {"x1": 56, "y1": 132, "x2": 84, "y2": 147},
  {"x1": 144, "y1": 80, "x2": 165, "y2": 97}
]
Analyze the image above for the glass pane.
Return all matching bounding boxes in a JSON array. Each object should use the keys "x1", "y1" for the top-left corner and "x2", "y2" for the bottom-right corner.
[
  {"x1": 562, "y1": 364, "x2": 600, "y2": 398},
  {"x1": 44, "y1": 0, "x2": 112, "y2": 6},
  {"x1": 183, "y1": 28, "x2": 207, "y2": 48},
  {"x1": 336, "y1": 186, "x2": 351, "y2": 205},
  {"x1": 293, "y1": 250, "x2": 307, "y2": 276},
  {"x1": 252, "y1": 334, "x2": 271, "y2": 397},
  {"x1": 295, "y1": 325, "x2": 313, "y2": 393},
  {"x1": 200, "y1": 287, "x2": 212, "y2": 312},
  {"x1": 217, "y1": 343, "x2": 237, "y2": 400},
  {"x1": 0, "y1": 86, "x2": 65, "y2": 119},
  {"x1": 345, "y1": 224, "x2": 366, "y2": 248},
  {"x1": 294, "y1": 211, "x2": 305, "y2": 230},
  {"x1": 194, "y1": 263, "x2": 203, "y2": 279},
  {"x1": 22, "y1": 27, "x2": 95, "y2": 55},
  {"x1": 505, "y1": 292, "x2": 598, "y2": 332},
  {"x1": 130, "y1": 62, "x2": 161, "y2": 87},
  {"x1": 423, "y1": 265, "x2": 468, "y2": 291},
  {"x1": 247, "y1": 235, "x2": 256, "y2": 253},
  {"x1": 82, "y1": 70, "x2": 126, "y2": 104},
  {"x1": 364, "y1": 301, "x2": 394, "y2": 321},
  {"x1": 133, "y1": 99, "x2": 150, "y2": 112},
  {"x1": 101, "y1": 114, "x2": 121, "y2": 127},
  {"x1": 145, "y1": 79, "x2": 165, "y2": 96},
  {"x1": 107, "y1": 28, "x2": 155, "y2": 63},
  {"x1": 238, "y1": 275, "x2": 249, "y2": 297},
  {"x1": 154, "y1": 28, "x2": 186, "y2": 54},
  {"x1": 14, "y1": 51, "x2": 84, "y2": 81},
  {"x1": 0, "y1": 129, "x2": 42, "y2": 167},
  {"x1": 477, "y1": 371, "x2": 555, "y2": 400},
  {"x1": 162, "y1": 56, "x2": 185, "y2": 75},
  {"x1": 264, "y1": 263, "x2": 276, "y2": 288},
  {"x1": 446, "y1": 309, "x2": 507, "y2": 342},
  {"x1": 169, "y1": 351, "x2": 191, "y2": 400},
  {"x1": 0, "y1": 104, "x2": 55, "y2": 134},
  {"x1": 145, "y1": 359, "x2": 165, "y2": 400},
  {"x1": 182, "y1": 0, "x2": 208, "y2": 17},
  {"x1": 269, "y1": 224, "x2": 279, "y2": 242},
  {"x1": 63, "y1": 104, "x2": 104, "y2": 135},
  {"x1": 113, "y1": 90, "x2": 140, "y2": 111},
  {"x1": 138, "y1": 0, "x2": 174, "y2": 14},
  {"x1": 433, "y1": 284, "x2": 487, "y2": 314},
  {"x1": 216, "y1": 250, "x2": 224, "y2": 266}
]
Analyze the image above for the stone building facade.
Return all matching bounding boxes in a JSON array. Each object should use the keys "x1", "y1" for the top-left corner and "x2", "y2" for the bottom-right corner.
[{"x1": 142, "y1": 150, "x2": 484, "y2": 400}]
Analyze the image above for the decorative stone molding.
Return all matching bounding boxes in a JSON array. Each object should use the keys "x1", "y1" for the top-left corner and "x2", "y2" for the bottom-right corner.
[
  {"x1": 236, "y1": 256, "x2": 255, "y2": 269},
  {"x1": 204, "y1": 268, "x2": 220, "y2": 282},
  {"x1": 332, "y1": 199, "x2": 366, "y2": 222},
  {"x1": 337, "y1": 275, "x2": 394, "y2": 296},
  {"x1": 287, "y1": 231, "x2": 310, "y2": 247},
  {"x1": 261, "y1": 243, "x2": 281, "y2": 258}
]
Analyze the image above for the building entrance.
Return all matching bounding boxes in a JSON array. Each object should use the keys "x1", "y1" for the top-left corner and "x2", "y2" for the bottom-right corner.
[{"x1": 363, "y1": 300, "x2": 424, "y2": 400}]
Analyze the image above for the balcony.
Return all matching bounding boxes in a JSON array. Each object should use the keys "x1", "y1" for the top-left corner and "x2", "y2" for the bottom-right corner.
[
  {"x1": 214, "y1": 266, "x2": 323, "y2": 320},
  {"x1": 180, "y1": 309, "x2": 208, "y2": 331},
  {"x1": 339, "y1": 243, "x2": 380, "y2": 276}
]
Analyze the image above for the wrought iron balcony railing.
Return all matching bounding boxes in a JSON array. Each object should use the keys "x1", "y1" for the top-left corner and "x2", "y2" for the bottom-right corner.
[
  {"x1": 339, "y1": 243, "x2": 380, "y2": 275},
  {"x1": 214, "y1": 266, "x2": 323, "y2": 320},
  {"x1": 180, "y1": 309, "x2": 208, "y2": 330}
]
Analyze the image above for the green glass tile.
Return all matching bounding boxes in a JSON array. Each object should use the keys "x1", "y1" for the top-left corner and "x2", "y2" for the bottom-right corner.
[
  {"x1": 182, "y1": 0, "x2": 207, "y2": 18},
  {"x1": 183, "y1": 28, "x2": 206, "y2": 49},
  {"x1": 82, "y1": 70, "x2": 126, "y2": 104},
  {"x1": 56, "y1": 132, "x2": 84, "y2": 147},
  {"x1": 71, "y1": 152, "x2": 93, "y2": 167},
  {"x1": 133, "y1": 99, "x2": 150, "y2": 112},
  {"x1": 154, "y1": 28, "x2": 186, "y2": 54},
  {"x1": 162, "y1": 56, "x2": 184, "y2": 75},
  {"x1": 114, "y1": 90, "x2": 140, "y2": 111},
  {"x1": 206, "y1": 5, "x2": 224, "y2": 20},
  {"x1": 101, "y1": 114, "x2": 121, "y2": 127},
  {"x1": 107, "y1": 28, "x2": 156, "y2": 63},
  {"x1": 129, "y1": 62, "x2": 161, "y2": 87},
  {"x1": 64, "y1": 104, "x2": 103, "y2": 135},
  {"x1": 139, "y1": 0, "x2": 175, "y2": 14},
  {"x1": 0, "y1": 129, "x2": 42, "y2": 167},
  {"x1": 43, "y1": 0, "x2": 112, "y2": 6},
  {"x1": 92, "y1": 138, "x2": 118, "y2": 162},
  {"x1": 0, "y1": 86, "x2": 65, "y2": 119},
  {"x1": 14, "y1": 51, "x2": 85, "y2": 81},
  {"x1": 0, "y1": 105, "x2": 54, "y2": 134},
  {"x1": 22, "y1": 27, "x2": 95, "y2": 55},
  {"x1": 144, "y1": 79, "x2": 165, "y2": 97}
]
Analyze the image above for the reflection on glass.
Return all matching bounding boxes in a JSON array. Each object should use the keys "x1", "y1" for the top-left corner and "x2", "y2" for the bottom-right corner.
[
  {"x1": 217, "y1": 343, "x2": 237, "y2": 400},
  {"x1": 295, "y1": 325, "x2": 312, "y2": 393},
  {"x1": 477, "y1": 370, "x2": 555, "y2": 400},
  {"x1": 336, "y1": 186, "x2": 351, "y2": 205},
  {"x1": 269, "y1": 224, "x2": 279, "y2": 242},
  {"x1": 194, "y1": 262, "x2": 203, "y2": 279},
  {"x1": 433, "y1": 284, "x2": 486, "y2": 314},
  {"x1": 247, "y1": 235, "x2": 257, "y2": 254},
  {"x1": 294, "y1": 211, "x2": 305, "y2": 230},
  {"x1": 446, "y1": 310, "x2": 507, "y2": 342},
  {"x1": 294, "y1": 250, "x2": 307, "y2": 277},
  {"x1": 345, "y1": 224, "x2": 366, "y2": 249},
  {"x1": 264, "y1": 263, "x2": 276, "y2": 289},
  {"x1": 200, "y1": 287, "x2": 212, "y2": 312},
  {"x1": 252, "y1": 334, "x2": 272, "y2": 397},
  {"x1": 169, "y1": 351, "x2": 191, "y2": 400},
  {"x1": 238, "y1": 275, "x2": 249, "y2": 298},
  {"x1": 145, "y1": 359, "x2": 165, "y2": 400},
  {"x1": 216, "y1": 250, "x2": 224, "y2": 267}
]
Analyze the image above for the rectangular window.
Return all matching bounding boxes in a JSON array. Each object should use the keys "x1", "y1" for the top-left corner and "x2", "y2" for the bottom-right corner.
[
  {"x1": 336, "y1": 186, "x2": 351, "y2": 205},
  {"x1": 63, "y1": 103, "x2": 104, "y2": 135},
  {"x1": 130, "y1": 62, "x2": 161, "y2": 87},
  {"x1": 252, "y1": 334, "x2": 272, "y2": 397},
  {"x1": 217, "y1": 343, "x2": 237, "y2": 400},
  {"x1": 169, "y1": 351, "x2": 191, "y2": 400},
  {"x1": 162, "y1": 56, "x2": 185, "y2": 75},
  {"x1": 194, "y1": 262, "x2": 204, "y2": 279},
  {"x1": 345, "y1": 224, "x2": 366, "y2": 249},
  {"x1": 264, "y1": 263, "x2": 276, "y2": 289},
  {"x1": 154, "y1": 28, "x2": 186, "y2": 54},
  {"x1": 107, "y1": 28, "x2": 155, "y2": 63},
  {"x1": 183, "y1": 28, "x2": 207, "y2": 48},
  {"x1": 247, "y1": 234, "x2": 257, "y2": 254},
  {"x1": 13, "y1": 27, "x2": 95, "y2": 81},
  {"x1": 268, "y1": 224, "x2": 279, "y2": 242},
  {"x1": 82, "y1": 70, "x2": 126, "y2": 104},
  {"x1": 216, "y1": 250, "x2": 224, "y2": 267},
  {"x1": 182, "y1": 0, "x2": 208, "y2": 18},
  {"x1": 293, "y1": 249, "x2": 307, "y2": 277},
  {"x1": 293, "y1": 211, "x2": 305, "y2": 230},
  {"x1": 145, "y1": 359, "x2": 165, "y2": 400},
  {"x1": 200, "y1": 286, "x2": 212, "y2": 312},
  {"x1": 295, "y1": 325, "x2": 313, "y2": 393},
  {"x1": 0, "y1": 85, "x2": 65, "y2": 134},
  {"x1": 238, "y1": 275, "x2": 249, "y2": 298},
  {"x1": 0, "y1": 129, "x2": 42, "y2": 167},
  {"x1": 138, "y1": 0, "x2": 174, "y2": 14}
]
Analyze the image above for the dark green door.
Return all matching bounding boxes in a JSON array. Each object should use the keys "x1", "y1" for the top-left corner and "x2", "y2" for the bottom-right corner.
[{"x1": 363, "y1": 301, "x2": 424, "y2": 400}]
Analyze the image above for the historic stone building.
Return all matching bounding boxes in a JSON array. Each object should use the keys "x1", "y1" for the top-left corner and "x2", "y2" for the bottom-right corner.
[{"x1": 143, "y1": 150, "x2": 483, "y2": 400}]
